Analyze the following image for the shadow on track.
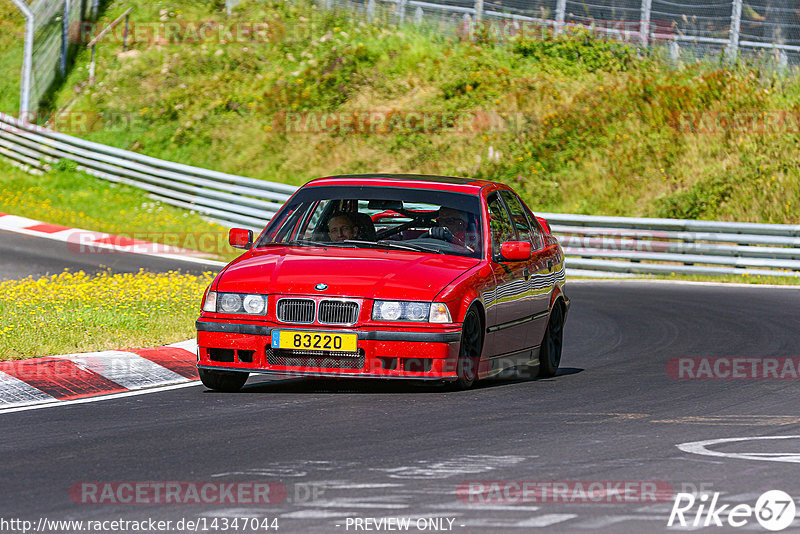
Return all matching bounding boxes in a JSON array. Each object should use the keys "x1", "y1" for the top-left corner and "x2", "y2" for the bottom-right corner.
[{"x1": 199, "y1": 367, "x2": 584, "y2": 395}]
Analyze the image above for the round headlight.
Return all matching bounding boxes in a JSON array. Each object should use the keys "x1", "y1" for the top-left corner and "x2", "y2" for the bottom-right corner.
[
  {"x1": 406, "y1": 302, "x2": 428, "y2": 321},
  {"x1": 219, "y1": 293, "x2": 243, "y2": 313},
  {"x1": 243, "y1": 294, "x2": 266, "y2": 314},
  {"x1": 379, "y1": 301, "x2": 402, "y2": 321}
]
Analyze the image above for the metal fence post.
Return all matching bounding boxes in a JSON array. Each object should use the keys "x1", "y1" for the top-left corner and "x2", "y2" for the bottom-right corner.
[
  {"x1": 10, "y1": 0, "x2": 34, "y2": 116},
  {"x1": 86, "y1": 8, "x2": 133, "y2": 86},
  {"x1": 89, "y1": 44, "x2": 96, "y2": 85},
  {"x1": 123, "y1": 11, "x2": 130, "y2": 51},
  {"x1": 398, "y1": 0, "x2": 407, "y2": 23},
  {"x1": 777, "y1": 48, "x2": 788, "y2": 70},
  {"x1": 366, "y1": 0, "x2": 375, "y2": 22},
  {"x1": 670, "y1": 36, "x2": 680, "y2": 59},
  {"x1": 474, "y1": 0, "x2": 483, "y2": 23},
  {"x1": 727, "y1": 0, "x2": 743, "y2": 61},
  {"x1": 61, "y1": 0, "x2": 70, "y2": 76},
  {"x1": 639, "y1": 0, "x2": 651, "y2": 47},
  {"x1": 413, "y1": 6, "x2": 423, "y2": 25},
  {"x1": 555, "y1": 0, "x2": 566, "y2": 35}
]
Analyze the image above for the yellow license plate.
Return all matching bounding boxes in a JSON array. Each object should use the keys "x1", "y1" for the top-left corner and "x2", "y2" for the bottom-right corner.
[{"x1": 271, "y1": 330, "x2": 357, "y2": 352}]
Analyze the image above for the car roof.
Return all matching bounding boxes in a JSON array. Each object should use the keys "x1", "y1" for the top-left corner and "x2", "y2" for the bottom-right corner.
[{"x1": 304, "y1": 174, "x2": 500, "y2": 193}]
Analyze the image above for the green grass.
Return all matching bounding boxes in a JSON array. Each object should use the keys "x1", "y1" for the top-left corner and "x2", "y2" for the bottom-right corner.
[
  {"x1": 0, "y1": 158, "x2": 236, "y2": 260},
  {"x1": 29, "y1": 0, "x2": 800, "y2": 225},
  {"x1": 0, "y1": 1, "x2": 24, "y2": 114},
  {"x1": 0, "y1": 269, "x2": 214, "y2": 359}
]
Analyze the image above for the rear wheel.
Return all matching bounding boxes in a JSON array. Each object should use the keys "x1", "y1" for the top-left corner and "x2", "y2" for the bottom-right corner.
[
  {"x1": 538, "y1": 303, "x2": 564, "y2": 378},
  {"x1": 454, "y1": 308, "x2": 482, "y2": 389},
  {"x1": 198, "y1": 368, "x2": 249, "y2": 392}
]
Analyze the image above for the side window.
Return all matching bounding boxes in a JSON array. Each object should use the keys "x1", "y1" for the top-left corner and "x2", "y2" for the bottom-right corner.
[
  {"x1": 487, "y1": 193, "x2": 516, "y2": 259},
  {"x1": 265, "y1": 206, "x2": 302, "y2": 242},
  {"x1": 499, "y1": 190, "x2": 535, "y2": 247},
  {"x1": 522, "y1": 204, "x2": 545, "y2": 250}
]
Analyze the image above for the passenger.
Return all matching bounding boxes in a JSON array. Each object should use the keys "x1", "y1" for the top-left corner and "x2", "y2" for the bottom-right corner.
[{"x1": 327, "y1": 212, "x2": 360, "y2": 242}]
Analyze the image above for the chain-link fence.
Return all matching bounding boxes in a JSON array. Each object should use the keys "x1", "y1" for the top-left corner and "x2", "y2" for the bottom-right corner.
[
  {"x1": 8, "y1": 0, "x2": 101, "y2": 115},
  {"x1": 225, "y1": 0, "x2": 799, "y2": 65}
]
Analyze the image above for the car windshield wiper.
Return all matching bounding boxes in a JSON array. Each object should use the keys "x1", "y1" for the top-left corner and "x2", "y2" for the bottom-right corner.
[
  {"x1": 342, "y1": 239, "x2": 443, "y2": 254},
  {"x1": 376, "y1": 240, "x2": 445, "y2": 254},
  {"x1": 340, "y1": 239, "x2": 382, "y2": 248},
  {"x1": 286, "y1": 239, "x2": 347, "y2": 247}
]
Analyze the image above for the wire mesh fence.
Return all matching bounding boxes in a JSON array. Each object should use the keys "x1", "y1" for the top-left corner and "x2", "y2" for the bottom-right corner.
[
  {"x1": 223, "y1": 0, "x2": 800, "y2": 66},
  {"x1": 9, "y1": 0, "x2": 100, "y2": 115}
]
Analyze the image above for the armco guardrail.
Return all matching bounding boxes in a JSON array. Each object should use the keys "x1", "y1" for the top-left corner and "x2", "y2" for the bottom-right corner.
[
  {"x1": 542, "y1": 213, "x2": 800, "y2": 278},
  {"x1": 1, "y1": 112, "x2": 799, "y2": 278},
  {"x1": 0, "y1": 112, "x2": 295, "y2": 230}
]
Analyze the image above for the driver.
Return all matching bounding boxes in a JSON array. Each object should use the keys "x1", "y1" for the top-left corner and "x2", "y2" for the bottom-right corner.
[
  {"x1": 429, "y1": 207, "x2": 470, "y2": 247},
  {"x1": 327, "y1": 212, "x2": 360, "y2": 242}
]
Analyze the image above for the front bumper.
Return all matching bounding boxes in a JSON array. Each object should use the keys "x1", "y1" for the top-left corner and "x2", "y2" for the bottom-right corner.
[{"x1": 196, "y1": 320, "x2": 463, "y2": 380}]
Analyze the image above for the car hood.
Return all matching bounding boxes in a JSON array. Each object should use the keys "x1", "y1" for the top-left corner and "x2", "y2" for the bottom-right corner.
[{"x1": 215, "y1": 247, "x2": 481, "y2": 301}]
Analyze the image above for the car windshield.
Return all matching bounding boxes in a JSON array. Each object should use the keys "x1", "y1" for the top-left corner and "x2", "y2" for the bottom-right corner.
[{"x1": 256, "y1": 185, "x2": 483, "y2": 258}]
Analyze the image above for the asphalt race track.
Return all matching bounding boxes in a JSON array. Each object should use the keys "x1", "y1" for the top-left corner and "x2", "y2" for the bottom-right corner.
[
  {"x1": 0, "y1": 230, "x2": 222, "y2": 279},
  {"x1": 2, "y1": 250, "x2": 799, "y2": 534}
]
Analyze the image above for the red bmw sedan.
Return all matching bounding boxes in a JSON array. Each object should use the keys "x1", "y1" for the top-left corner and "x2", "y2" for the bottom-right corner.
[{"x1": 196, "y1": 174, "x2": 568, "y2": 391}]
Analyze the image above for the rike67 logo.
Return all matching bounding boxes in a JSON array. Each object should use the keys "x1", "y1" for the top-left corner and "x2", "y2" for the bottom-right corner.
[{"x1": 668, "y1": 490, "x2": 797, "y2": 531}]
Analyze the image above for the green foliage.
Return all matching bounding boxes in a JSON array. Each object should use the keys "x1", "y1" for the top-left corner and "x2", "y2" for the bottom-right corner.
[
  {"x1": 654, "y1": 175, "x2": 741, "y2": 219},
  {"x1": 54, "y1": 159, "x2": 79, "y2": 172},
  {"x1": 512, "y1": 29, "x2": 636, "y2": 73},
  {"x1": 0, "y1": 1, "x2": 25, "y2": 114}
]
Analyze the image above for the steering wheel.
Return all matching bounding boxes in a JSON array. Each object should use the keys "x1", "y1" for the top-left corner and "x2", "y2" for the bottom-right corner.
[{"x1": 421, "y1": 227, "x2": 469, "y2": 249}]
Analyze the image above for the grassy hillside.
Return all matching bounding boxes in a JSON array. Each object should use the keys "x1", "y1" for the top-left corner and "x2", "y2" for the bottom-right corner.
[{"x1": 17, "y1": 0, "x2": 800, "y2": 223}]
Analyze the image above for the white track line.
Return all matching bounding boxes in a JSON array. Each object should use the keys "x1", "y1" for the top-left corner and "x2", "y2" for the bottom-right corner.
[
  {"x1": 0, "y1": 380, "x2": 203, "y2": 416},
  {"x1": 568, "y1": 278, "x2": 800, "y2": 289}
]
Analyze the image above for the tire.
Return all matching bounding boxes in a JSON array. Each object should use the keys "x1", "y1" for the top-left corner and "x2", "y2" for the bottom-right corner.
[
  {"x1": 538, "y1": 302, "x2": 564, "y2": 378},
  {"x1": 198, "y1": 368, "x2": 249, "y2": 392},
  {"x1": 454, "y1": 308, "x2": 483, "y2": 389}
]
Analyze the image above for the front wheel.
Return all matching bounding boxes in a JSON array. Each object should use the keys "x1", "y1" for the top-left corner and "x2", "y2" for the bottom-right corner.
[
  {"x1": 453, "y1": 308, "x2": 483, "y2": 390},
  {"x1": 198, "y1": 368, "x2": 249, "y2": 392},
  {"x1": 538, "y1": 303, "x2": 564, "y2": 378}
]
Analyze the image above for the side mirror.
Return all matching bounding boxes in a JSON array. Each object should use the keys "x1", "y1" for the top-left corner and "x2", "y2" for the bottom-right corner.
[
  {"x1": 500, "y1": 241, "x2": 531, "y2": 261},
  {"x1": 536, "y1": 216, "x2": 552, "y2": 234},
  {"x1": 229, "y1": 228, "x2": 254, "y2": 249}
]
